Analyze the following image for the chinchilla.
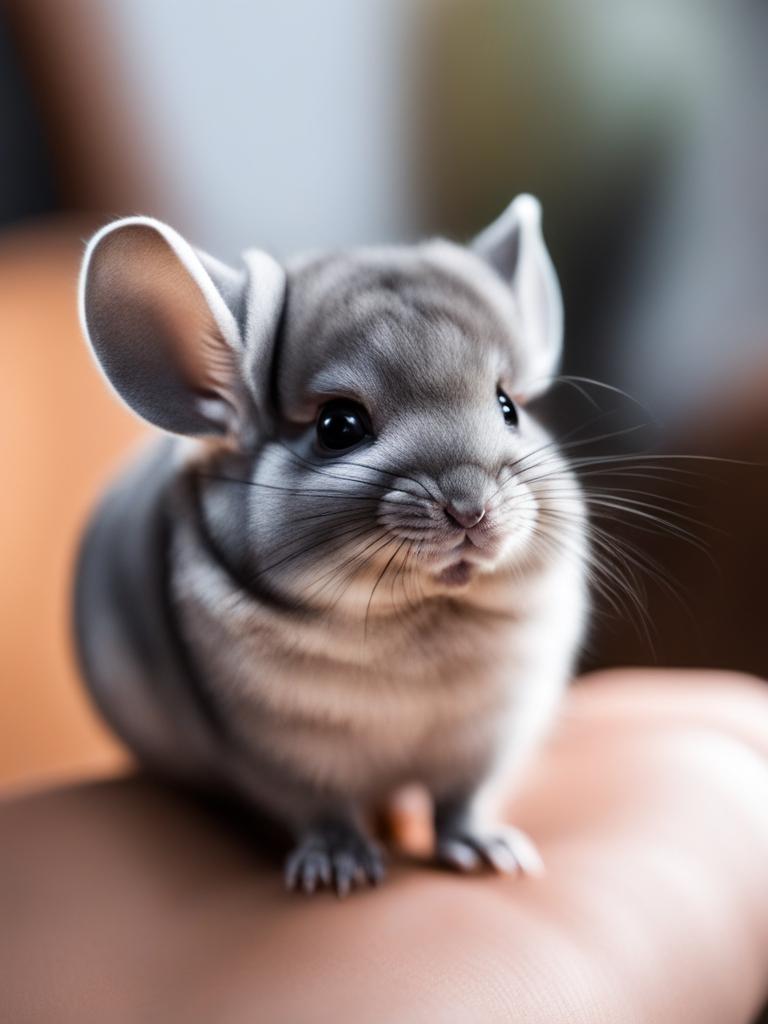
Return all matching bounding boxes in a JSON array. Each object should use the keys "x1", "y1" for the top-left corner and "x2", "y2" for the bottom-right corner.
[{"x1": 75, "y1": 194, "x2": 588, "y2": 894}]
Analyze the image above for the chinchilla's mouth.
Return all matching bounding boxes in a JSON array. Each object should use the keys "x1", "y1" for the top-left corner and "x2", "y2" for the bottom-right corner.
[
  {"x1": 412, "y1": 532, "x2": 504, "y2": 584},
  {"x1": 430, "y1": 536, "x2": 500, "y2": 585},
  {"x1": 434, "y1": 559, "x2": 476, "y2": 587}
]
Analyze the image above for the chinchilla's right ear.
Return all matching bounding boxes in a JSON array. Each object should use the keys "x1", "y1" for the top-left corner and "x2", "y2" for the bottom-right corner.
[
  {"x1": 79, "y1": 216, "x2": 285, "y2": 439},
  {"x1": 471, "y1": 194, "x2": 563, "y2": 400}
]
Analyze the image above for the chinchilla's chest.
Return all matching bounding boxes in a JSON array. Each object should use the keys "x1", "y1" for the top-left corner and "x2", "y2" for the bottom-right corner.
[
  {"x1": 174, "y1": 555, "x2": 504, "y2": 718},
  {"x1": 174, "y1": 565, "x2": 519, "y2": 775},
  {"x1": 169, "y1": 521, "x2": 583, "y2": 795}
]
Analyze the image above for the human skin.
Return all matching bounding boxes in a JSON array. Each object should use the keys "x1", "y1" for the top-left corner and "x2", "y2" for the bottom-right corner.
[{"x1": 3, "y1": 668, "x2": 768, "y2": 1024}]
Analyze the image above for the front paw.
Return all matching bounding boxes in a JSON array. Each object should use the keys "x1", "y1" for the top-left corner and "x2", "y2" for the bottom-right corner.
[
  {"x1": 435, "y1": 823, "x2": 544, "y2": 876},
  {"x1": 284, "y1": 823, "x2": 386, "y2": 897}
]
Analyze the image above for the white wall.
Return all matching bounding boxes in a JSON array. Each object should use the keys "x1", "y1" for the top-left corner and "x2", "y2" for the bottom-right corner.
[{"x1": 108, "y1": 0, "x2": 416, "y2": 261}]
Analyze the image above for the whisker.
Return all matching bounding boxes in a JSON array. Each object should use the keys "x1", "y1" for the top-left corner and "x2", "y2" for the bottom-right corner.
[
  {"x1": 251, "y1": 520, "x2": 378, "y2": 582},
  {"x1": 365, "y1": 539, "x2": 407, "y2": 638},
  {"x1": 544, "y1": 373, "x2": 659, "y2": 422},
  {"x1": 309, "y1": 529, "x2": 394, "y2": 605},
  {"x1": 199, "y1": 472, "x2": 409, "y2": 508},
  {"x1": 274, "y1": 442, "x2": 432, "y2": 503},
  {"x1": 531, "y1": 513, "x2": 658, "y2": 653}
]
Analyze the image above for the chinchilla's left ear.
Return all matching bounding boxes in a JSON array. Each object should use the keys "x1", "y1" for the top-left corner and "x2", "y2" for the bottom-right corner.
[
  {"x1": 472, "y1": 194, "x2": 563, "y2": 398},
  {"x1": 79, "y1": 216, "x2": 285, "y2": 440}
]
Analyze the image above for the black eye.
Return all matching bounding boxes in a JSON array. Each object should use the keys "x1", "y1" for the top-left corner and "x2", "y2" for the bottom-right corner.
[
  {"x1": 497, "y1": 388, "x2": 518, "y2": 427},
  {"x1": 316, "y1": 401, "x2": 370, "y2": 451}
]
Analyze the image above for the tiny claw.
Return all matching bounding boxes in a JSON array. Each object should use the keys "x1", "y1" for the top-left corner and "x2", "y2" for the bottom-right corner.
[
  {"x1": 478, "y1": 841, "x2": 513, "y2": 874},
  {"x1": 435, "y1": 825, "x2": 544, "y2": 878},
  {"x1": 437, "y1": 838, "x2": 481, "y2": 872},
  {"x1": 335, "y1": 874, "x2": 352, "y2": 898}
]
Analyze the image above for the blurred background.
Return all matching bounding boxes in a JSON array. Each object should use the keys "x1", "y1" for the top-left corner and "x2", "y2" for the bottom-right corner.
[{"x1": 1, "y1": 0, "x2": 767, "y2": 790}]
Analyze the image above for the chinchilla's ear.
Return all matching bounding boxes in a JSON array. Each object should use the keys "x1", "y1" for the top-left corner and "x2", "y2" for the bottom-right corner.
[
  {"x1": 472, "y1": 194, "x2": 563, "y2": 398},
  {"x1": 79, "y1": 216, "x2": 285, "y2": 438}
]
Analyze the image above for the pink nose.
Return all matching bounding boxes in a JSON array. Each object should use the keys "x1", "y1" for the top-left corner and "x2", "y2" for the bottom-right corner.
[{"x1": 444, "y1": 502, "x2": 486, "y2": 530}]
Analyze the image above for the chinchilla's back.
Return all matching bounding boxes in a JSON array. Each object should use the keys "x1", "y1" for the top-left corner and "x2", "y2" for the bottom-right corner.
[{"x1": 74, "y1": 437, "x2": 224, "y2": 784}]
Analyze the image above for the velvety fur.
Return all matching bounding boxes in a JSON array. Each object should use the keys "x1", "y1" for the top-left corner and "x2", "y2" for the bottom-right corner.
[{"x1": 76, "y1": 196, "x2": 588, "y2": 892}]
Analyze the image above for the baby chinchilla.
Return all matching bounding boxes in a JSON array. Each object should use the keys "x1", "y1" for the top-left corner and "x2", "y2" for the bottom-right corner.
[{"x1": 75, "y1": 195, "x2": 588, "y2": 895}]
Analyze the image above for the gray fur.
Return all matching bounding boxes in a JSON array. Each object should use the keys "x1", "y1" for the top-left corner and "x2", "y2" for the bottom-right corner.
[{"x1": 76, "y1": 197, "x2": 588, "y2": 893}]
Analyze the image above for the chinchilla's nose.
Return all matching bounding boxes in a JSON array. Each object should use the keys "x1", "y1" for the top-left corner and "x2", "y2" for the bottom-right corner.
[
  {"x1": 444, "y1": 501, "x2": 486, "y2": 529},
  {"x1": 438, "y1": 464, "x2": 493, "y2": 530}
]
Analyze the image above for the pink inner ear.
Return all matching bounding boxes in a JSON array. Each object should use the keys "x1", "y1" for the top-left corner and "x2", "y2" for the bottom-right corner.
[{"x1": 82, "y1": 219, "x2": 246, "y2": 437}]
